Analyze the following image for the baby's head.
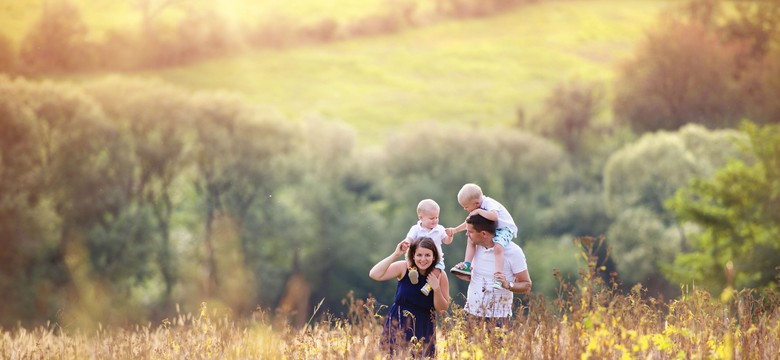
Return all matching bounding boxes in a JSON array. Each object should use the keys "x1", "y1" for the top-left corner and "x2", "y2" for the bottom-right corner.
[
  {"x1": 416, "y1": 199, "x2": 440, "y2": 229},
  {"x1": 457, "y1": 183, "x2": 483, "y2": 212}
]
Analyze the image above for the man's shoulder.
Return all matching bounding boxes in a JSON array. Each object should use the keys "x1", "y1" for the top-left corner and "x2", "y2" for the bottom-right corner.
[{"x1": 503, "y1": 242, "x2": 525, "y2": 259}]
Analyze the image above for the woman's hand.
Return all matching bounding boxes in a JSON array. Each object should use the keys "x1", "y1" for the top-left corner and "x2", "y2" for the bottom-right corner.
[
  {"x1": 369, "y1": 240, "x2": 410, "y2": 281},
  {"x1": 426, "y1": 272, "x2": 440, "y2": 291},
  {"x1": 394, "y1": 240, "x2": 410, "y2": 256}
]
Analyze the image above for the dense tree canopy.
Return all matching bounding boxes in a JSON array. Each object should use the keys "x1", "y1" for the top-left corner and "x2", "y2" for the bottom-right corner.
[
  {"x1": 603, "y1": 124, "x2": 744, "y2": 294},
  {"x1": 667, "y1": 122, "x2": 780, "y2": 292}
]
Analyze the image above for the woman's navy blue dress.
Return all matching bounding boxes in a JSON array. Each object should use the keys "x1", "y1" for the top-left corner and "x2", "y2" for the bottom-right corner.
[{"x1": 381, "y1": 270, "x2": 436, "y2": 357}]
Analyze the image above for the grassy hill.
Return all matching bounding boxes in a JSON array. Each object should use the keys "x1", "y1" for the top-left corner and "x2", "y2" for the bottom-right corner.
[
  {"x1": 140, "y1": 1, "x2": 673, "y2": 145},
  {"x1": 4, "y1": 0, "x2": 675, "y2": 146}
]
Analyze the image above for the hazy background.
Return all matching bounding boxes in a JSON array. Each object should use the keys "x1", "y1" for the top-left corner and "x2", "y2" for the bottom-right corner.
[{"x1": 1, "y1": 0, "x2": 778, "y2": 329}]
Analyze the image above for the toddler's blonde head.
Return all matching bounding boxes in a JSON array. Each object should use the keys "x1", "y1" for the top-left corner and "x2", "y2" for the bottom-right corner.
[
  {"x1": 457, "y1": 183, "x2": 483, "y2": 204},
  {"x1": 416, "y1": 199, "x2": 440, "y2": 216}
]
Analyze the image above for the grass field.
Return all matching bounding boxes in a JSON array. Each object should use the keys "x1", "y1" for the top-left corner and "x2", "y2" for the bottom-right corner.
[
  {"x1": 142, "y1": 1, "x2": 672, "y2": 145},
  {"x1": 3, "y1": 1, "x2": 675, "y2": 145}
]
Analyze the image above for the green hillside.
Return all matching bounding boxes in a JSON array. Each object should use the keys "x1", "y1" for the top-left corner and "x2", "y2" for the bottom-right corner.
[
  {"x1": 140, "y1": 1, "x2": 672, "y2": 145},
  {"x1": 4, "y1": 0, "x2": 675, "y2": 145}
]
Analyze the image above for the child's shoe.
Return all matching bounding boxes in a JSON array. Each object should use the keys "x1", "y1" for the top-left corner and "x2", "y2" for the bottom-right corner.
[
  {"x1": 449, "y1": 262, "x2": 472, "y2": 276},
  {"x1": 420, "y1": 283, "x2": 432, "y2": 296},
  {"x1": 408, "y1": 267, "x2": 419, "y2": 284}
]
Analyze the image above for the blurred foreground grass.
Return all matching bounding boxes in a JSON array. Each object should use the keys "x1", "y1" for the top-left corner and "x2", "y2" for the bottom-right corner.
[
  {"x1": 3, "y1": 287, "x2": 778, "y2": 359},
  {"x1": 4, "y1": 236, "x2": 778, "y2": 360}
]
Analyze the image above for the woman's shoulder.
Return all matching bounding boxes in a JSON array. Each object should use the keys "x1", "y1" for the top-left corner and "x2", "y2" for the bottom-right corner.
[{"x1": 387, "y1": 260, "x2": 408, "y2": 280}]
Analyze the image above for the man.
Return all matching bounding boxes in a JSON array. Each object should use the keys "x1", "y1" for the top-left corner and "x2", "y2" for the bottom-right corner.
[{"x1": 452, "y1": 213, "x2": 532, "y2": 325}]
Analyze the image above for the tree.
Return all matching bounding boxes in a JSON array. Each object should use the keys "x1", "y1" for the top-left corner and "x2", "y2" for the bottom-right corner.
[
  {"x1": 602, "y1": 124, "x2": 744, "y2": 295},
  {"x1": 19, "y1": 0, "x2": 90, "y2": 73},
  {"x1": 0, "y1": 34, "x2": 14, "y2": 73},
  {"x1": 667, "y1": 121, "x2": 780, "y2": 292},
  {"x1": 614, "y1": 0, "x2": 780, "y2": 133},
  {"x1": 191, "y1": 91, "x2": 299, "y2": 309},
  {"x1": 613, "y1": 18, "x2": 741, "y2": 132},
  {"x1": 83, "y1": 76, "x2": 195, "y2": 308},
  {"x1": 0, "y1": 77, "x2": 61, "y2": 325},
  {"x1": 535, "y1": 81, "x2": 603, "y2": 154},
  {"x1": 0, "y1": 77, "x2": 132, "y2": 325}
]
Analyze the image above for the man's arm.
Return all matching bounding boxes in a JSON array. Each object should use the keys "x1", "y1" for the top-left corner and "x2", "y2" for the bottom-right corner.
[{"x1": 496, "y1": 270, "x2": 531, "y2": 294}]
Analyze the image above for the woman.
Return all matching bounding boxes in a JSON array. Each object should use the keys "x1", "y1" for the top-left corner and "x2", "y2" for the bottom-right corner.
[{"x1": 369, "y1": 237, "x2": 450, "y2": 357}]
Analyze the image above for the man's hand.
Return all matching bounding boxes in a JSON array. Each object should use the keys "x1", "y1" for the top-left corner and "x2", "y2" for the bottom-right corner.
[
  {"x1": 494, "y1": 272, "x2": 509, "y2": 289},
  {"x1": 452, "y1": 262, "x2": 471, "y2": 282}
]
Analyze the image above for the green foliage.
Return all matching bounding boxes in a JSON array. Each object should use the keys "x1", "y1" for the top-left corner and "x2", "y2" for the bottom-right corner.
[
  {"x1": 539, "y1": 191, "x2": 609, "y2": 238},
  {"x1": 522, "y1": 236, "x2": 580, "y2": 298},
  {"x1": 607, "y1": 208, "x2": 681, "y2": 284},
  {"x1": 667, "y1": 121, "x2": 780, "y2": 292},
  {"x1": 603, "y1": 124, "x2": 743, "y2": 293},
  {"x1": 0, "y1": 76, "x2": 132, "y2": 324},
  {"x1": 82, "y1": 76, "x2": 196, "y2": 305},
  {"x1": 604, "y1": 124, "x2": 742, "y2": 218},
  {"x1": 533, "y1": 80, "x2": 604, "y2": 154},
  {"x1": 189, "y1": 90, "x2": 300, "y2": 309}
]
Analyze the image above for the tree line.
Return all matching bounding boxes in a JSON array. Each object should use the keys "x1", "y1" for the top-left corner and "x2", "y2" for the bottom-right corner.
[
  {"x1": 0, "y1": 0, "x2": 541, "y2": 75},
  {"x1": 1, "y1": 73, "x2": 778, "y2": 328}
]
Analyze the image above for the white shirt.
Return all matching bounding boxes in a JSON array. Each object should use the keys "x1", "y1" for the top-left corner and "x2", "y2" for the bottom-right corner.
[
  {"x1": 464, "y1": 241, "x2": 527, "y2": 318},
  {"x1": 480, "y1": 196, "x2": 518, "y2": 236},
  {"x1": 406, "y1": 222, "x2": 448, "y2": 263}
]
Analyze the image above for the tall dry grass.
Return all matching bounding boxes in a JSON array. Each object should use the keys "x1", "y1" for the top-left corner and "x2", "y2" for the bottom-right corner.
[{"x1": 3, "y1": 239, "x2": 779, "y2": 359}]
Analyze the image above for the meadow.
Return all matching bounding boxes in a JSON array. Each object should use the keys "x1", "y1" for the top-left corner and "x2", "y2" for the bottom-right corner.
[
  {"x1": 3, "y1": 252, "x2": 779, "y2": 359},
  {"x1": 142, "y1": 0, "x2": 672, "y2": 145},
  {"x1": 0, "y1": 0, "x2": 675, "y2": 145}
]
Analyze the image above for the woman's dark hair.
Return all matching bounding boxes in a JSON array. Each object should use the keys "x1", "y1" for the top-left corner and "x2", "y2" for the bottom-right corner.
[{"x1": 407, "y1": 237, "x2": 439, "y2": 277}]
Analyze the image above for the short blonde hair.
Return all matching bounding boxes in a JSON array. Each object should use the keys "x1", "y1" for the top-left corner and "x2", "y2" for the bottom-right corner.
[
  {"x1": 457, "y1": 183, "x2": 483, "y2": 203},
  {"x1": 416, "y1": 199, "x2": 440, "y2": 216}
]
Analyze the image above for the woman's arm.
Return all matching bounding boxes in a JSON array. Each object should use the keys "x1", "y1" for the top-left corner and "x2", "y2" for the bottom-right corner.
[
  {"x1": 369, "y1": 240, "x2": 409, "y2": 281},
  {"x1": 426, "y1": 272, "x2": 450, "y2": 312}
]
